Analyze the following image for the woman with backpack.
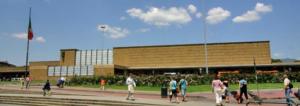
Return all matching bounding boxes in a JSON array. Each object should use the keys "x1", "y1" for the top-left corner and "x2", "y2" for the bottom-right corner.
[{"x1": 284, "y1": 74, "x2": 293, "y2": 106}]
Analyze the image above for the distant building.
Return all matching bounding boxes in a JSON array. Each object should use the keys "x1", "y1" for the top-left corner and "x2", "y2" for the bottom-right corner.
[
  {"x1": 0, "y1": 61, "x2": 25, "y2": 80},
  {"x1": 0, "y1": 61, "x2": 16, "y2": 67},
  {"x1": 1, "y1": 40, "x2": 300, "y2": 81}
]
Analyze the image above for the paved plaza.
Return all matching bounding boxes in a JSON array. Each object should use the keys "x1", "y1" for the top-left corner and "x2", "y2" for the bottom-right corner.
[{"x1": 0, "y1": 85, "x2": 299, "y2": 106}]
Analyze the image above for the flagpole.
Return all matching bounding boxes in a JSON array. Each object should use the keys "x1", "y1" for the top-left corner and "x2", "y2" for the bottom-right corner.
[
  {"x1": 25, "y1": 8, "x2": 32, "y2": 78},
  {"x1": 25, "y1": 34, "x2": 30, "y2": 77},
  {"x1": 254, "y1": 57, "x2": 260, "y2": 97}
]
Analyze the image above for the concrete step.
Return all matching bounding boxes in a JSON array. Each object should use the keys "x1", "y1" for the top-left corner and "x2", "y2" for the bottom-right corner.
[
  {"x1": 0, "y1": 95, "x2": 166, "y2": 106},
  {"x1": 0, "y1": 98, "x2": 137, "y2": 106}
]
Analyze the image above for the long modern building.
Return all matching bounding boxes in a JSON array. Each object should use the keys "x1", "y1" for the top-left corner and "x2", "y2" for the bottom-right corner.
[{"x1": 1, "y1": 40, "x2": 300, "y2": 80}]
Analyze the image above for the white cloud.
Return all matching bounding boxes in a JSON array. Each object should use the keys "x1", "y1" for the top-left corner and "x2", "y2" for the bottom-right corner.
[
  {"x1": 273, "y1": 53, "x2": 283, "y2": 58},
  {"x1": 138, "y1": 28, "x2": 150, "y2": 33},
  {"x1": 12, "y1": 33, "x2": 27, "y2": 40},
  {"x1": 195, "y1": 12, "x2": 202, "y2": 18},
  {"x1": 36, "y1": 36, "x2": 46, "y2": 43},
  {"x1": 127, "y1": 7, "x2": 192, "y2": 26},
  {"x1": 232, "y1": 10, "x2": 260, "y2": 23},
  {"x1": 188, "y1": 4, "x2": 197, "y2": 14},
  {"x1": 97, "y1": 24, "x2": 129, "y2": 39},
  {"x1": 255, "y1": 2, "x2": 272, "y2": 13},
  {"x1": 206, "y1": 7, "x2": 231, "y2": 24},
  {"x1": 12, "y1": 32, "x2": 46, "y2": 43},
  {"x1": 120, "y1": 16, "x2": 126, "y2": 20},
  {"x1": 233, "y1": 2, "x2": 272, "y2": 23}
]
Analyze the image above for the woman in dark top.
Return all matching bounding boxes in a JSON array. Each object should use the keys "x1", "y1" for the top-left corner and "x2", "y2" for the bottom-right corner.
[
  {"x1": 223, "y1": 79, "x2": 230, "y2": 103},
  {"x1": 43, "y1": 80, "x2": 51, "y2": 96}
]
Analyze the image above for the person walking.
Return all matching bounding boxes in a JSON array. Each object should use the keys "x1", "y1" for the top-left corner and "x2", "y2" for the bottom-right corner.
[
  {"x1": 20, "y1": 77, "x2": 24, "y2": 89},
  {"x1": 284, "y1": 74, "x2": 292, "y2": 106},
  {"x1": 43, "y1": 80, "x2": 51, "y2": 96},
  {"x1": 25, "y1": 76, "x2": 31, "y2": 89},
  {"x1": 60, "y1": 77, "x2": 65, "y2": 88},
  {"x1": 100, "y1": 78, "x2": 106, "y2": 91},
  {"x1": 212, "y1": 75, "x2": 224, "y2": 106},
  {"x1": 223, "y1": 78, "x2": 230, "y2": 103},
  {"x1": 169, "y1": 77, "x2": 179, "y2": 103},
  {"x1": 179, "y1": 76, "x2": 188, "y2": 102},
  {"x1": 239, "y1": 76, "x2": 248, "y2": 104},
  {"x1": 56, "y1": 78, "x2": 61, "y2": 88},
  {"x1": 126, "y1": 74, "x2": 136, "y2": 101}
]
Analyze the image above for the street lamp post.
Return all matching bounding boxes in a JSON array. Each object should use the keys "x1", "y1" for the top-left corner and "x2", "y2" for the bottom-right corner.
[{"x1": 201, "y1": 0, "x2": 209, "y2": 74}]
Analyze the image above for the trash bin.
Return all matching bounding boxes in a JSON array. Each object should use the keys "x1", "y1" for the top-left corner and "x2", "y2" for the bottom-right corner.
[
  {"x1": 161, "y1": 80, "x2": 168, "y2": 98},
  {"x1": 161, "y1": 87, "x2": 168, "y2": 98},
  {"x1": 297, "y1": 88, "x2": 300, "y2": 99}
]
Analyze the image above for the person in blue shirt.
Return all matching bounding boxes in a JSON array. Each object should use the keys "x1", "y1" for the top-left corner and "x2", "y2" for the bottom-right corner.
[
  {"x1": 169, "y1": 77, "x2": 179, "y2": 103},
  {"x1": 179, "y1": 76, "x2": 188, "y2": 102},
  {"x1": 239, "y1": 76, "x2": 248, "y2": 103}
]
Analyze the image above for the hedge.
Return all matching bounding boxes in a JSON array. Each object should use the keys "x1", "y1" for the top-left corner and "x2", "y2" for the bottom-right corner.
[{"x1": 68, "y1": 72, "x2": 300, "y2": 86}]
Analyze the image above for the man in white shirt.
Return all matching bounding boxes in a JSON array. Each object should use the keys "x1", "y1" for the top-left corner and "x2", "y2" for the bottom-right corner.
[
  {"x1": 284, "y1": 74, "x2": 292, "y2": 106},
  {"x1": 60, "y1": 77, "x2": 65, "y2": 88},
  {"x1": 126, "y1": 74, "x2": 136, "y2": 101}
]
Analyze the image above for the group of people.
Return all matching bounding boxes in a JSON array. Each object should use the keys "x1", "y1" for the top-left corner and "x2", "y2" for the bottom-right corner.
[
  {"x1": 168, "y1": 76, "x2": 188, "y2": 103},
  {"x1": 38, "y1": 73, "x2": 296, "y2": 105},
  {"x1": 125, "y1": 74, "x2": 189, "y2": 103},
  {"x1": 42, "y1": 77, "x2": 66, "y2": 96},
  {"x1": 212, "y1": 74, "x2": 297, "y2": 106},
  {"x1": 212, "y1": 75, "x2": 248, "y2": 106}
]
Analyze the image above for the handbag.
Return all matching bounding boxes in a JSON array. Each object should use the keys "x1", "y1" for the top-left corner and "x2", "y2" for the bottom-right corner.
[{"x1": 176, "y1": 88, "x2": 179, "y2": 93}]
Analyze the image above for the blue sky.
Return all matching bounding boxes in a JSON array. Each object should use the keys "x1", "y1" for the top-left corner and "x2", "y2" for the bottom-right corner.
[{"x1": 0, "y1": 0, "x2": 299, "y2": 66}]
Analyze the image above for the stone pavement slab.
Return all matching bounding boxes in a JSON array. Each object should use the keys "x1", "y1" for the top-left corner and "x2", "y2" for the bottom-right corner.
[{"x1": 1, "y1": 85, "x2": 298, "y2": 106}]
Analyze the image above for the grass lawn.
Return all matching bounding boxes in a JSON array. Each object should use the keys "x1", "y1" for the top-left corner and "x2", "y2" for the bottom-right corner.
[
  {"x1": 72, "y1": 82, "x2": 300, "y2": 93},
  {"x1": 2, "y1": 81, "x2": 299, "y2": 93}
]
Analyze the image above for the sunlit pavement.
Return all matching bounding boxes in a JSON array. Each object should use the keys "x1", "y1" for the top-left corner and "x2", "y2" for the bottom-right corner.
[{"x1": 0, "y1": 85, "x2": 298, "y2": 106}]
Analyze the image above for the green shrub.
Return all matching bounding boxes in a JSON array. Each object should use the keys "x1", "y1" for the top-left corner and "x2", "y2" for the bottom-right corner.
[{"x1": 68, "y1": 72, "x2": 299, "y2": 86}]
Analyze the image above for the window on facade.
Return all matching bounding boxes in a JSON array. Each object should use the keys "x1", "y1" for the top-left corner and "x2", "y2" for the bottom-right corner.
[
  {"x1": 61, "y1": 66, "x2": 67, "y2": 76},
  {"x1": 47, "y1": 65, "x2": 94, "y2": 77},
  {"x1": 87, "y1": 65, "x2": 93, "y2": 76},
  {"x1": 74, "y1": 66, "x2": 81, "y2": 76},
  {"x1": 108, "y1": 50, "x2": 113, "y2": 64},
  {"x1": 54, "y1": 66, "x2": 61, "y2": 76},
  {"x1": 102, "y1": 51, "x2": 108, "y2": 64},
  {"x1": 67, "y1": 66, "x2": 74, "y2": 76},
  {"x1": 74, "y1": 49, "x2": 113, "y2": 65},
  {"x1": 48, "y1": 67, "x2": 55, "y2": 76},
  {"x1": 86, "y1": 50, "x2": 92, "y2": 65},
  {"x1": 81, "y1": 65, "x2": 88, "y2": 76},
  {"x1": 75, "y1": 51, "x2": 81, "y2": 65},
  {"x1": 80, "y1": 51, "x2": 86, "y2": 65},
  {"x1": 91, "y1": 50, "x2": 97, "y2": 65},
  {"x1": 97, "y1": 50, "x2": 103, "y2": 64}
]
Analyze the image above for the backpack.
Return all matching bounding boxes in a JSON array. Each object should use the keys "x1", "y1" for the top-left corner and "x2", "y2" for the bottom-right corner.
[{"x1": 288, "y1": 83, "x2": 293, "y2": 88}]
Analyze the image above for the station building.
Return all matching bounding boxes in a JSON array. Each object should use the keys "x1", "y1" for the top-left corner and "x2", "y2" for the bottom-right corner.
[{"x1": 1, "y1": 40, "x2": 300, "y2": 81}]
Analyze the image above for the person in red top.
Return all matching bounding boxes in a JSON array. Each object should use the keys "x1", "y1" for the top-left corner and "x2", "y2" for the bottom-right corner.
[
  {"x1": 25, "y1": 76, "x2": 32, "y2": 89},
  {"x1": 100, "y1": 78, "x2": 106, "y2": 91}
]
